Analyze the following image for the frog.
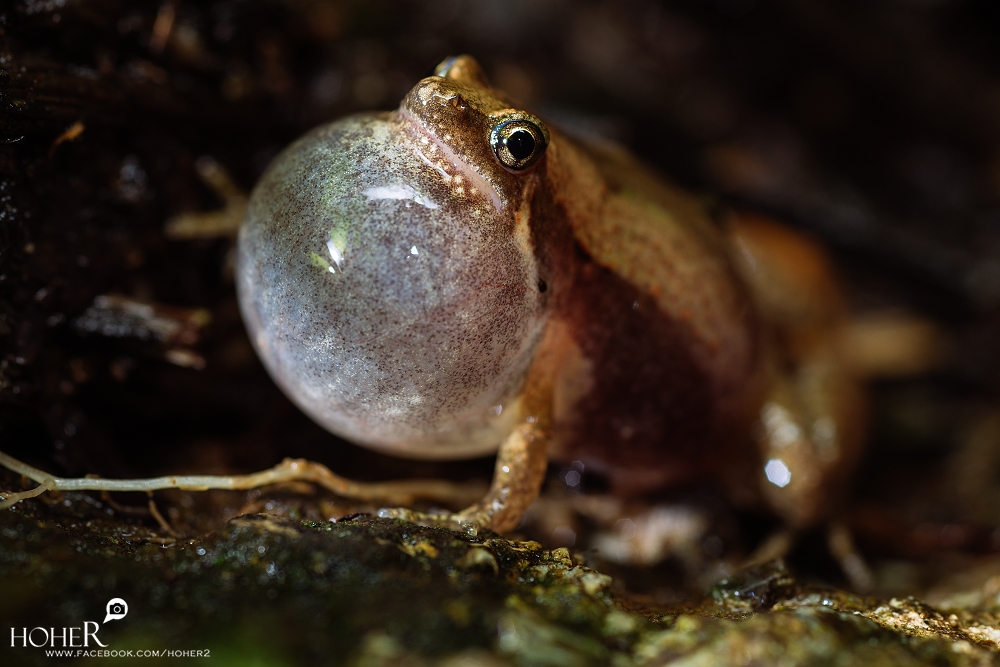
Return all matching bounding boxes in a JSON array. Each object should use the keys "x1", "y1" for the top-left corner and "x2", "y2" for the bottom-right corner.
[{"x1": 235, "y1": 55, "x2": 867, "y2": 538}]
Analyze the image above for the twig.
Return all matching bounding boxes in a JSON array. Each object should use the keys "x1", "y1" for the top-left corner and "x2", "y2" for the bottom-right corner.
[{"x1": 0, "y1": 449, "x2": 485, "y2": 511}]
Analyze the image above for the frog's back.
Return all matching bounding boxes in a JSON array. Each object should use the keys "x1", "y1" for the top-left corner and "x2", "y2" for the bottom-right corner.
[{"x1": 544, "y1": 135, "x2": 762, "y2": 492}]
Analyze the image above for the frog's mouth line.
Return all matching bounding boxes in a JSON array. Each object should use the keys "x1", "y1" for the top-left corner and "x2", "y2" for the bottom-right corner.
[{"x1": 397, "y1": 107, "x2": 503, "y2": 212}]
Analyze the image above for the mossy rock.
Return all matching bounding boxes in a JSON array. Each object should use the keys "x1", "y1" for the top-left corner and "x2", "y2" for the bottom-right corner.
[{"x1": 3, "y1": 501, "x2": 1000, "y2": 666}]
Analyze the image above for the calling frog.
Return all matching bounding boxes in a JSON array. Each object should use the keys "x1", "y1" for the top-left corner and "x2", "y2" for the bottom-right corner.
[{"x1": 235, "y1": 55, "x2": 866, "y2": 536}]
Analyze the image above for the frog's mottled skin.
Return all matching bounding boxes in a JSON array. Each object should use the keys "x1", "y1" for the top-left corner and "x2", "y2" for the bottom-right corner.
[{"x1": 237, "y1": 56, "x2": 865, "y2": 533}]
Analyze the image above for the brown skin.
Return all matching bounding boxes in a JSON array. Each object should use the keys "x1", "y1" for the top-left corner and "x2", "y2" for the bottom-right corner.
[
  {"x1": 388, "y1": 58, "x2": 865, "y2": 534},
  {"x1": 238, "y1": 55, "x2": 866, "y2": 535}
]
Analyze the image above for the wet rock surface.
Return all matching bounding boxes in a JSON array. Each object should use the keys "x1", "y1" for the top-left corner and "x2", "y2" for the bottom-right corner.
[{"x1": 4, "y1": 500, "x2": 1000, "y2": 666}]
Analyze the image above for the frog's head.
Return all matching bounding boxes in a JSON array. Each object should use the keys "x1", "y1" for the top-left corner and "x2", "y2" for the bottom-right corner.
[
  {"x1": 236, "y1": 56, "x2": 552, "y2": 458},
  {"x1": 400, "y1": 55, "x2": 550, "y2": 209}
]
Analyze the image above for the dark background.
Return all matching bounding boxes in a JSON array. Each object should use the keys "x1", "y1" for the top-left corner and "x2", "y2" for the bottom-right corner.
[{"x1": 3, "y1": 0, "x2": 1000, "y2": 591}]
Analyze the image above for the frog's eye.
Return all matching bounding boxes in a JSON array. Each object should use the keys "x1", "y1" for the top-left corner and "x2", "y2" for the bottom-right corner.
[{"x1": 490, "y1": 118, "x2": 547, "y2": 171}]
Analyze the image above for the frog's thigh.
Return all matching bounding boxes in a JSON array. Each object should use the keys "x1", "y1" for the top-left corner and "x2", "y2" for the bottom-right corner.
[
  {"x1": 728, "y1": 213, "x2": 867, "y2": 528},
  {"x1": 727, "y1": 212, "x2": 846, "y2": 337}
]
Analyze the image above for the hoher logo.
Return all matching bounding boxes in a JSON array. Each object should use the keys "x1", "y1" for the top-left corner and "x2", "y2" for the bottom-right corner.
[
  {"x1": 10, "y1": 597, "x2": 128, "y2": 649},
  {"x1": 11, "y1": 597, "x2": 210, "y2": 658}
]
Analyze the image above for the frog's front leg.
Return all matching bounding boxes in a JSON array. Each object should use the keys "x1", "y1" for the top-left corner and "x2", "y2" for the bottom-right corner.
[
  {"x1": 378, "y1": 415, "x2": 549, "y2": 536},
  {"x1": 378, "y1": 326, "x2": 565, "y2": 536}
]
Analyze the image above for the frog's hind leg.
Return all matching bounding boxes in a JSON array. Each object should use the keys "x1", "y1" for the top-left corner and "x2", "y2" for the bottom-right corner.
[
  {"x1": 728, "y1": 213, "x2": 875, "y2": 590},
  {"x1": 752, "y1": 346, "x2": 867, "y2": 531},
  {"x1": 729, "y1": 212, "x2": 868, "y2": 530}
]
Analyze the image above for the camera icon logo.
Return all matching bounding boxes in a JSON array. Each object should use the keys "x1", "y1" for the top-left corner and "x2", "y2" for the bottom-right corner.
[{"x1": 104, "y1": 598, "x2": 129, "y2": 623}]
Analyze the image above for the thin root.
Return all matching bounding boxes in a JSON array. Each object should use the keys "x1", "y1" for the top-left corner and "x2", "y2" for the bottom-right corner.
[
  {"x1": 828, "y1": 520, "x2": 875, "y2": 592},
  {"x1": 0, "y1": 449, "x2": 485, "y2": 511},
  {"x1": 147, "y1": 493, "x2": 181, "y2": 539},
  {"x1": 0, "y1": 479, "x2": 56, "y2": 508}
]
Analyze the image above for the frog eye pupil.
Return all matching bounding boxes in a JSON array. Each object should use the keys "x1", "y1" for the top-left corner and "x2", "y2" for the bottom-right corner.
[
  {"x1": 491, "y1": 118, "x2": 547, "y2": 171},
  {"x1": 505, "y1": 130, "x2": 535, "y2": 160}
]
